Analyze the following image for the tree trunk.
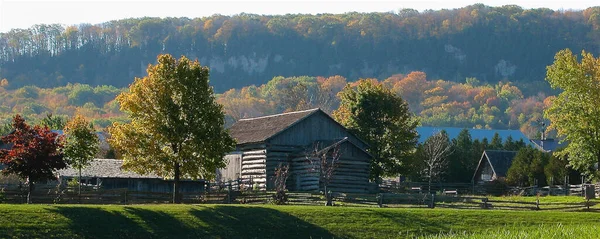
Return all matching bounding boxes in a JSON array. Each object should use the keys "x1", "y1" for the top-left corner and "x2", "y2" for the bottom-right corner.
[
  {"x1": 597, "y1": 150, "x2": 600, "y2": 175},
  {"x1": 78, "y1": 167, "x2": 82, "y2": 204},
  {"x1": 27, "y1": 181, "x2": 33, "y2": 204},
  {"x1": 78, "y1": 168, "x2": 82, "y2": 195},
  {"x1": 173, "y1": 162, "x2": 181, "y2": 204},
  {"x1": 428, "y1": 170, "x2": 432, "y2": 194},
  {"x1": 324, "y1": 185, "x2": 333, "y2": 206}
]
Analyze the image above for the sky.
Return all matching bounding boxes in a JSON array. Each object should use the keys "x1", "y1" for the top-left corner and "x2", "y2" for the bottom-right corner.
[{"x1": 1, "y1": 0, "x2": 598, "y2": 33}]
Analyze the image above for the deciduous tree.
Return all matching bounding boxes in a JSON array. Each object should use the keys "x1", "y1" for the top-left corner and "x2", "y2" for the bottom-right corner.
[
  {"x1": 545, "y1": 49, "x2": 600, "y2": 178},
  {"x1": 305, "y1": 140, "x2": 342, "y2": 206},
  {"x1": 0, "y1": 115, "x2": 66, "y2": 203},
  {"x1": 422, "y1": 131, "x2": 453, "y2": 192},
  {"x1": 109, "y1": 54, "x2": 235, "y2": 203},
  {"x1": 333, "y1": 79, "x2": 418, "y2": 181},
  {"x1": 63, "y1": 115, "x2": 99, "y2": 195}
]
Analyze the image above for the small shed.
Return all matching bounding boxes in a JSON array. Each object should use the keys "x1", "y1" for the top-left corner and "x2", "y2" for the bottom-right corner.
[
  {"x1": 472, "y1": 150, "x2": 518, "y2": 183},
  {"x1": 222, "y1": 108, "x2": 372, "y2": 193},
  {"x1": 57, "y1": 159, "x2": 205, "y2": 193}
]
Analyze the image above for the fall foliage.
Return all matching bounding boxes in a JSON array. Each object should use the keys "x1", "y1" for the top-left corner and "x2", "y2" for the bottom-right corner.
[{"x1": 0, "y1": 115, "x2": 66, "y2": 203}]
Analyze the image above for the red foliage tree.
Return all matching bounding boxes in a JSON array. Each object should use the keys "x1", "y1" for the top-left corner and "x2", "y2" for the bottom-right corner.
[{"x1": 0, "y1": 115, "x2": 66, "y2": 203}]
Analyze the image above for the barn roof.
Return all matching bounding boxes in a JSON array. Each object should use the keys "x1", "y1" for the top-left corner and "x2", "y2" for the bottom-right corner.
[
  {"x1": 57, "y1": 159, "x2": 162, "y2": 179},
  {"x1": 473, "y1": 150, "x2": 517, "y2": 181},
  {"x1": 484, "y1": 150, "x2": 518, "y2": 178},
  {"x1": 530, "y1": 139, "x2": 565, "y2": 152},
  {"x1": 416, "y1": 127, "x2": 532, "y2": 145},
  {"x1": 228, "y1": 108, "x2": 321, "y2": 145}
]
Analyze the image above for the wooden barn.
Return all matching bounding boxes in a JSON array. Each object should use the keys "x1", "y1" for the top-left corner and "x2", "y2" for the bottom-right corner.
[
  {"x1": 221, "y1": 108, "x2": 373, "y2": 193},
  {"x1": 57, "y1": 159, "x2": 205, "y2": 193},
  {"x1": 472, "y1": 150, "x2": 518, "y2": 183}
]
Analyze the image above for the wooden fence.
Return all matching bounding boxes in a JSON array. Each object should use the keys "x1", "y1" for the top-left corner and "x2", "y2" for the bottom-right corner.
[
  {"x1": 379, "y1": 181, "x2": 600, "y2": 197},
  {"x1": 1, "y1": 185, "x2": 598, "y2": 211}
]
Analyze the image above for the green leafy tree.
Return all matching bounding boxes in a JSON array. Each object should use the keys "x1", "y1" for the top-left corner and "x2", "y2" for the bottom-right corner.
[
  {"x1": 40, "y1": 113, "x2": 67, "y2": 130},
  {"x1": 506, "y1": 147, "x2": 549, "y2": 187},
  {"x1": 544, "y1": 153, "x2": 573, "y2": 185},
  {"x1": 447, "y1": 129, "x2": 476, "y2": 183},
  {"x1": 333, "y1": 79, "x2": 418, "y2": 181},
  {"x1": 545, "y1": 49, "x2": 600, "y2": 178},
  {"x1": 63, "y1": 115, "x2": 99, "y2": 195},
  {"x1": 0, "y1": 123, "x2": 11, "y2": 136},
  {"x1": 108, "y1": 54, "x2": 235, "y2": 203}
]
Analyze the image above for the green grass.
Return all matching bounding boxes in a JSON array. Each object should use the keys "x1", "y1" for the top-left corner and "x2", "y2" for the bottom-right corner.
[
  {"x1": 1, "y1": 204, "x2": 600, "y2": 239},
  {"x1": 422, "y1": 224, "x2": 600, "y2": 238}
]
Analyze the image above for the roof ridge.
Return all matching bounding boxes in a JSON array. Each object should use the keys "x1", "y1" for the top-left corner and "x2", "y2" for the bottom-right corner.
[
  {"x1": 485, "y1": 150, "x2": 518, "y2": 152},
  {"x1": 239, "y1": 108, "x2": 320, "y2": 121},
  {"x1": 419, "y1": 126, "x2": 524, "y2": 132}
]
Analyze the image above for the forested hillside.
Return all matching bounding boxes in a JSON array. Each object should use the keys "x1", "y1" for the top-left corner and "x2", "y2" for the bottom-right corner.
[
  {"x1": 0, "y1": 72, "x2": 551, "y2": 138},
  {"x1": 1, "y1": 4, "x2": 599, "y2": 92}
]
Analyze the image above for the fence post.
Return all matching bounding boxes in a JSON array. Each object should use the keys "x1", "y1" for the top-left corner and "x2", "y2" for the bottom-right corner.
[
  {"x1": 227, "y1": 180, "x2": 232, "y2": 204},
  {"x1": 535, "y1": 198, "x2": 540, "y2": 210},
  {"x1": 429, "y1": 193, "x2": 435, "y2": 209},
  {"x1": 124, "y1": 189, "x2": 128, "y2": 205},
  {"x1": 565, "y1": 176, "x2": 569, "y2": 196},
  {"x1": 378, "y1": 193, "x2": 383, "y2": 208},
  {"x1": 482, "y1": 197, "x2": 488, "y2": 209},
  {"x1": 585, "y1": 198, "x2": 590, "y2": 210}
]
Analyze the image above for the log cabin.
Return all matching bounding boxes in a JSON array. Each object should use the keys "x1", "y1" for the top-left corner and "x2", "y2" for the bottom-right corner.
[{"x1": 220, "y1": 108, "x2": 373, "y2": 193}]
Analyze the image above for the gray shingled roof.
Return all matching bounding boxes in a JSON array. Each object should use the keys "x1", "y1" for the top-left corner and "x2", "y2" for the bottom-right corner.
[
  {"x1": 530, "y1": 139, "x2": 565, "y2": 152},
  {"x1": 57, "y1": 159, "x2": 161, "y2": 179},
  {"x1": 228, "y1": 108, "x2": 320, "y2": 145},
  {"x1": 484, "y1": 150, "x2": 518, "y2": 178}
]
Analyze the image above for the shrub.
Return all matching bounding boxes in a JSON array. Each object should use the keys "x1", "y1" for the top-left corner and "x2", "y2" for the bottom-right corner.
[
  {"x1": 270, "y1": 163, "x2": 289, "y2": 205},
  {"x1": 483, "y1": 179, "x2": 509, "y2": 196},
  {"x1": 0, "y1": 188, "x2": 5, "y2": 203}
]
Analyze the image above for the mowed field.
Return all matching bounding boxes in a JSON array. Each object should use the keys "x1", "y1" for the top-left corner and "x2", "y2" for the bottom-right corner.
[{"x1": 1, "y1": 203, "x2": 600, "y2": 239}]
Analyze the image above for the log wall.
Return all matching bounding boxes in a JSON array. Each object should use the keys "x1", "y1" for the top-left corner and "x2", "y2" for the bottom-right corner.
[
  {"x1": 239, "y1": 145, "x2": 268, "y2": 190},
  {"x1": 289, "y1": 141, "x2": 371, "y2": 193}
]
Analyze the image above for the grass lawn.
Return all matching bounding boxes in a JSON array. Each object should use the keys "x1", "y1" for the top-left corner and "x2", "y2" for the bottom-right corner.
[{"x1": 1, "y1": 204, "x2": 600, "y2": 239}]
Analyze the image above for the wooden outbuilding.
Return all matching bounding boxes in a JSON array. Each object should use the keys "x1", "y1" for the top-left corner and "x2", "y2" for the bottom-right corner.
[
  {"x1": 221, "y1": 108, "x2": 373, "y2": 193},
  {"x1": 57, "y1": 159, "x2": 205, "y2": 193},
  {"x1": 472, "y1": 150, "x2": 518, "y2": 183}
]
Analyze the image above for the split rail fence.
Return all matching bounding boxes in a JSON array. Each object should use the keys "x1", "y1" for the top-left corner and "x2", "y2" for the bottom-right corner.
[{"x1": 1, "y1": 187, "x2": 598, "y2": 211}]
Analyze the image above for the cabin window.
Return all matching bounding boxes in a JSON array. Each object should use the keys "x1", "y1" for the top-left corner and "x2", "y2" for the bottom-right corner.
[{"x1": 480, "y1": 162, "x2": 494, "y2": 181}]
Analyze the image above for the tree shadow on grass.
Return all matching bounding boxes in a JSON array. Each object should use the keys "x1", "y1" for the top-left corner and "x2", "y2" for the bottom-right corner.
[
  {"x1": 121, "y1": 207, "x2": 198, "y2": 238},
  {"x1": 368, "y1": 209, "x2": 451, "y2": 237},
  {"x1": 47, "y1": 205, "x2": 337, "y2": 239},
  {"x1": 189, "y1": 205, "x2": 337, "y2": 239},
  {"x1": 46, "y1": 206, "x2": 152, "y2": 239}
]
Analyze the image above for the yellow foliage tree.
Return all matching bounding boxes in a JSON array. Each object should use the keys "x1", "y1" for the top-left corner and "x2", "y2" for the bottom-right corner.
[{"x1": 109, "y1": 54, "x2": 235, "y2": 203}]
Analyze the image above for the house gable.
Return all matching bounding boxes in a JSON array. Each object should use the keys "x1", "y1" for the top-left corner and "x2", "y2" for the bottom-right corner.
[
  {"x1": 473, "y1": 150, "x2": 517, "y2": 182},
  {"x1": 268, "y1": 110, "x2": 368, "y2": 150}
]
